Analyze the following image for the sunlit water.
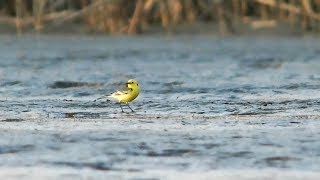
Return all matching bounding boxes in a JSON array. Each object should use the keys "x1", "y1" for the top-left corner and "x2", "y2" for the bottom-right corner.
[{"x1": 0, "y1": 35, "x2": 320, "y2": 179}]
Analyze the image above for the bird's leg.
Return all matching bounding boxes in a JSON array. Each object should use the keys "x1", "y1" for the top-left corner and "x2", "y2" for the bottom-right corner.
[
  {"x1": 126, "y1": 103, "x2": 134, "y2": 112},
  {"x1": 119, "y1": 103, "x2": 124, "y2": 112}
]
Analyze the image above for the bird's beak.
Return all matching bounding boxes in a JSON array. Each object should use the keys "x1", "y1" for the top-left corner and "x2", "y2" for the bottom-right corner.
[{"x1": 125, "y1": 82, "x2": 130, "y2": 84}]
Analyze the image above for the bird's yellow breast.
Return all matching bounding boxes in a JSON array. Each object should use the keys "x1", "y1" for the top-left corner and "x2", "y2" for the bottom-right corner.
[{"x1": 122, "y1": 90, "x2": 139, "y2": 102}]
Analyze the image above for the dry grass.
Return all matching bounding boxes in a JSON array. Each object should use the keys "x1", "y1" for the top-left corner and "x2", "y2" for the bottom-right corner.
[{"x1": 0, "y1": 0, "x2": 320, "y2": 34}]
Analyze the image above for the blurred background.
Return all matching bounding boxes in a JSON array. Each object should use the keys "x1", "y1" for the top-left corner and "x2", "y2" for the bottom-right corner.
[{"x1": 1, "y1": 0, "x2": 320, "y2": 36}]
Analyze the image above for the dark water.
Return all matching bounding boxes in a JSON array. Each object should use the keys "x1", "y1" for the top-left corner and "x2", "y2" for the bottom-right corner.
[{"x1": 0, "y1": 35, "x2": 320, "y2": 179}]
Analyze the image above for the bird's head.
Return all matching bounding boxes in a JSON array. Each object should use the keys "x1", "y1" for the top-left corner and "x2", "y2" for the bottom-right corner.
[{"x1": 126, "y1": 79, "x2": 139, "y2": 88}]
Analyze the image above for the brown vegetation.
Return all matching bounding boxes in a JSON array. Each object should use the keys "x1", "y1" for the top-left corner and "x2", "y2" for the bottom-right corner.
[{"x1": 0, "y1": 0, "x2": 320, "y2": 34}]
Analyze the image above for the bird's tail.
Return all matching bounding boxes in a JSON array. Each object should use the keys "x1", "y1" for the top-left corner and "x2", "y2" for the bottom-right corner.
[{"x1": 94, "y1": 95, "x2": 111, "y2": 102}]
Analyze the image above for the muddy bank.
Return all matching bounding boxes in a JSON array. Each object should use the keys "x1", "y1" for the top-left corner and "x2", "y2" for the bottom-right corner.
[{"x1": 0, "y1": 115, "x2": 320, "y2": 179}]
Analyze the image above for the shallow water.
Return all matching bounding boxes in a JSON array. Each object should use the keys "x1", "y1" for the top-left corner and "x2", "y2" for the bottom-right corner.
[{"x1": 0, "y1": 35, "x2": 320, "y2": 179}]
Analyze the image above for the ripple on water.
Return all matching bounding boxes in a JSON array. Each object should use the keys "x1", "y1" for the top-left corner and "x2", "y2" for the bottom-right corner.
[
  {"x1": 0, "y1": 81, "x2": 21, "y2": 86},
  {"x1": 240, "y1": 56, "x2": 285, "y2": 69},
  {"x1": 146, "y1": 149, "x2": 196, "y2": 157},
  {"x1": 49, "y1": 81, "x2": 102, "y2": 89},
  {"x1": 0, "y1": 145, "x2": 34, "y2": 154},
  {"x1": 2, "y1": 118, "x2": 25, "y2": 122},
  {"x1": 220, "y1": 151, "x2": 254, "y2": 158},
  {"x1": 262, "y1": 156, "x2": 301, "y2": 168},
  {"x1": 47, "y1": 161, "x2": 112, "y2": 171}
]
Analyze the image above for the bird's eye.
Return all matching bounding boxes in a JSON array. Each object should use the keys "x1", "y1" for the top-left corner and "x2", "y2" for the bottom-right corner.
[{"x1": 137, "y1": 83, "x2": 139, "y2": 86}]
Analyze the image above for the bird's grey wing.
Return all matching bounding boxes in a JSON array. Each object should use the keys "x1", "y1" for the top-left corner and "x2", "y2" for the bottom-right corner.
[
  {"x1": 112, "y1": 90, "x2": 127, "y2": 96},
  {"x1": 95, "y1": 87, "x2": 132, "y2": 101},
  {"x1": 120, "y1": 86, "x2": 132, "y2": 92},
  {"x1": 112, "y1": 87, "x2": 132, "y2": 95}
]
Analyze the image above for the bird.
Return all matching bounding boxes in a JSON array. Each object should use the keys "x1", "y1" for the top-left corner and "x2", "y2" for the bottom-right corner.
[{"x1": 95, "y1": 79, "x2": 140, "y2": 112}]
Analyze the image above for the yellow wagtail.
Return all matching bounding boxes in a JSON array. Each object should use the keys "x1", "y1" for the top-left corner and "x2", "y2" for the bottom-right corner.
[{"x1": 96, "y1": 79, "x2": 140, "y2": 112}]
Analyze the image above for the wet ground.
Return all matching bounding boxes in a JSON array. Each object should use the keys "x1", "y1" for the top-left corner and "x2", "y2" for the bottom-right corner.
[{"x1": 0, "y1": 35, "x2": 320, "y2": 179}]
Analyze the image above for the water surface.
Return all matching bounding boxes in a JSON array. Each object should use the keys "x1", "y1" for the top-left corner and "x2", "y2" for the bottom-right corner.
[{"x1": 0, "y1": 35, "x2": 320, "y2": 179}]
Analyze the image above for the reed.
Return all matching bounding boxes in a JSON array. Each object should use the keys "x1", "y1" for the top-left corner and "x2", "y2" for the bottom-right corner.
[{"x1": 0, "y1": 0, "x2": 319, "y2": 34}]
